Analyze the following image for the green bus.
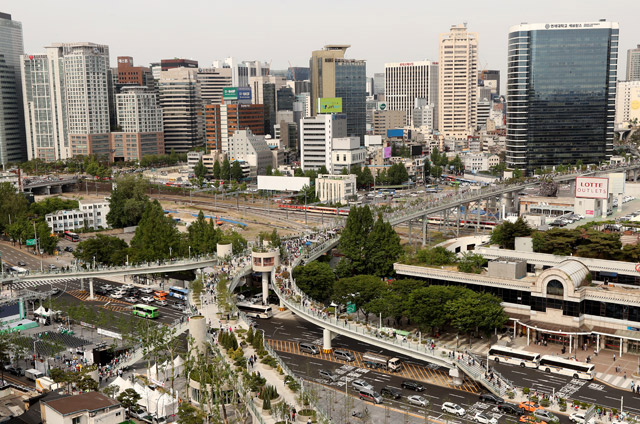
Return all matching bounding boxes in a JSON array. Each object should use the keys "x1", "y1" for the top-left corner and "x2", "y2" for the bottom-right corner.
[{"x1": 132, "y1": 304, "x2": 159, "y2": 319}]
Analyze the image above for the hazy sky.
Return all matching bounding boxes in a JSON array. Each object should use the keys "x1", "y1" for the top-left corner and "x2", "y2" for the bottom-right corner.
[{"x1": 7, "y1": 0, "x2": 640, "y2": 86}]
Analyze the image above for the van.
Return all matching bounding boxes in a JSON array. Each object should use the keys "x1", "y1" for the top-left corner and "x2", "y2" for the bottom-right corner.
[
  {"x1": 358, "y1": 388, "x2": 383, "y2": 404},
  {"x1": 333, "y1": 349, "x2": 355, "y2": 362},
  {"x1": 299, "y1": 342, "x2": 319, "y2": 355}
]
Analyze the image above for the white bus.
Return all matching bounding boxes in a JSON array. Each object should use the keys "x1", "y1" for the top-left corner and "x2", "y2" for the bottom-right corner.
[
  {"x1": 488, "y1": 345, "x2": 541, "y2": 368},
  {"x1": 237, "y1": 302, "x2": 273, "y2": 319},
  {"x1": 539, "y1": 355, "x2": 595, "y2": 380}
]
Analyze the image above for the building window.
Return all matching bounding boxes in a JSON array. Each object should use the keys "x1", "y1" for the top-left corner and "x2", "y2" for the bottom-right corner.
[
  {"x1": 72, "y1": 417, "x2": 81, "y2": 424},
  {"x1": 546, "y1": 280, "x2": 564, "y2": 297}
]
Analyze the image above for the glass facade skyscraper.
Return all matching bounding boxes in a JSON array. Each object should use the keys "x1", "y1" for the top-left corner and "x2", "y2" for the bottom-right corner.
[
  {"x1": 506, "y1": 22, "x2": 618, "y2": 172},
  {"x1": 335, "y1": 59, "x2": 366, "y2": 142}
]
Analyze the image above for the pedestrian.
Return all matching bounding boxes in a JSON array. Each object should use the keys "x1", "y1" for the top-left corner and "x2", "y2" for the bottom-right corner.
[{"x1": 614, "y1": 353, "x2": 616, "y2": 361}]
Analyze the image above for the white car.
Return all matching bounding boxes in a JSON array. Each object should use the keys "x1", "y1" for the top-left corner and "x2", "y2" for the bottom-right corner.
[
  {"x1": 102, "y1": 284, "x2": 113, "y2": 291},
  {"x1": 140, "y1": 287, "x2": 154, "y2": 294},
  {"x1": 110, "y1": 293, "x2": 123, "y2": 299},
  {"x1": 123, "y1": 284, "x2": 134, "y2": 290},
  {"x1": 570, "y1": 412, "x2": 590, "y2": 424},
  {"x1": 140, "y1": 296, "x2": 154, "y2": 303},
  {"x1": 473, "y1": 412, "x2": 497, "y2": 424},
  {"x1": 442, "y1": 402, "x2": 465, "y2": 416},
  {"x1": 407, "y1": 395, "x2": 428, "y2": 407},
  {"x1": 124, "y1": 296, "x2": 137, "y2": 303},
  {"x1": 352, "y1": 379, "x2": 374, "y2": 391}
]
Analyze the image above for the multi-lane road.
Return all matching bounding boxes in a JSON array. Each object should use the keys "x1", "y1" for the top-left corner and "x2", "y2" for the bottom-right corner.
[{"x1": 254, "y1": 310, "x2": 640, "y2": 423}]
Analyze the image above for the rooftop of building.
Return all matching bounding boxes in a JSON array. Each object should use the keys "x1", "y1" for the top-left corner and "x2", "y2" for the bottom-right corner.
[{"x1": 43, "y1": 391, "x2": 119, "y2": 416}]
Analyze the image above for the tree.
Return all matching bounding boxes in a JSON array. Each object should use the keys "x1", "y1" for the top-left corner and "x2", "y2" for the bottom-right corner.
[
  {"x1": 409, "y1": 286, "x2": 461, "y2": 333},
  {"x1": 265, "y1": 165, "x2": 273, "y2": 176},
  {"x1": 423, "y1": 160, "x2": 431, "y2": 180},
  {"x1": 194, "y1": 159, "x2": 207, "y2": 181},
  {"x1": 430, "y1": 165, "x2": 443, "y2": 179},
  {"x1": 294, "y1": 167, "x2": 304, "y2": 177},
  {"x1": 415, "y1": 246, "x2": 457, "y2": 266},
  {"x1": 450, "y1": 155, "x2": 464, "y2": 174},
  {"x1": 293, "y1": 261, "x2": 336, "y2": 301},
  {"x1": 106, "y1": 175, "x2": 150, "y2": 228},
  {"x1": 129, "y1": 200, "x2": 184, "y2": 262},
  {"x1": 117, "y1": 388, "x2": 142, "y2": 417},
  {"x1": 340, "y1": 167, "x2": 348, "y2": 175},
  {"x1": 332, "y1": 275, "x2": 387, "y2": 321},
  {"x1": 178, "y1": 402, "x2": 206, "y2": 424},
  {"x1": 213, "y1": 160, "x2": 221, "y2": 180},
  {"x1": 221, "y1": 158, "x2": 231, "y2": 181},
  {"x1": 218, "y1": 230, "x2": 247, "y2": 255},
  {"x1": 0, "y1": 183, "x2": 29, "y2": 234},
  {"x1": 74, "y1": 234, "x2": 128, "y2": 266},
  {"x1": 297, "y1": 184, "x2": 318, "y2": 204},
  {"x1": 318, "y1": 165, "x2": 329, "y2": 175},
  {"x1": 231, "y1": 160, "x2": 243, "y2": 181},
  {"x1": 360, "y1": 166, "x2": 374, "y2": 189},
  {"x1": 489, "y1": 217, "x2": 533, "y2": 250},
  {"x1": 365, "y1": 214, "x2": 403, "y2": 277},
  {"x1": 339, "y1": 206, "x2": 375, "y2": 275},
  {"x1": 188, "y1": 211, "x2": 222, "y2": 255},
  {"x1": 457, "y1": 253, "x2": 488, "y2": 274},
  {"x1": 103, "y1": 384, "x2": 119, "y2": 399},
  {"x1": 30, "y1": 197, "x2": 79, "y2": 216}
]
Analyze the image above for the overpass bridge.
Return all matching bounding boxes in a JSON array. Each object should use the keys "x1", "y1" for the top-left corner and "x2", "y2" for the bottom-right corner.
[{"x1": 22, "y1": 177, "x2": 78, "y2": 195}]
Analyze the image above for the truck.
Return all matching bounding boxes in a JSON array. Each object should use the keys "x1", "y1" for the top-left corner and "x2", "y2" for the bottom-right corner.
[
  {"x1": 25, "y1": 368, "x2": 44, "y2": 381},
  {"x1": 35, "y1": 376, "x2": 60, "y2": 393},
  {"x1": 362, "y1": 352, "x2": 403, "y2": 372}
]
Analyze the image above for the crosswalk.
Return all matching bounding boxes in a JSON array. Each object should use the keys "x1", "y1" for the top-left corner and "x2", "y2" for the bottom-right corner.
[
  {"x1": 10, "y1": 278, "x2": 77, "y2": 290},
  {"x1": 267, "y1": 338, "x2": 481, "y2": 393},
  {"x1": 66, "y1": 290, "x2": 131, "y2": 305}
]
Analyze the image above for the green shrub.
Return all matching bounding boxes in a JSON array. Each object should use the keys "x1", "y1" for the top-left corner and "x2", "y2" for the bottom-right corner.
[
  {"x1": 262, "y1": 397, "x2": 271, "y2": 410},
  {"x1": 540, "y1": 399, "x2": 550, "y2": 407},
  {"x1": 522, "y1": 387, "x2": 530, "y2": 394}
]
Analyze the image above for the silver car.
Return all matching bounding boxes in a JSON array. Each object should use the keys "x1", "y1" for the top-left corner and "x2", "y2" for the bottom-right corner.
[{"x1": 408, "y1": 395, "x2": 428, "y2": 407}]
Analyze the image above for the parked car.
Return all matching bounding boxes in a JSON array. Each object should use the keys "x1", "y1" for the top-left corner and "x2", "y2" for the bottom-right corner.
[
  {"x1": 124, "y1": 297, "x2": 138, "y2": 303},
  {"x1": 442, "y1": 402, "x2": 465, "y2": 416},
  {"x1": 570, "y1": 412, "x2": 592, "y2": 424},
  {"x1": 380, "y1": 386, "x2": 402, "y2": 399},
  {"x1": 110, "y1": 293, "x2": 123, "y2": 299},
  {"x1": 48, "y1": 264, "x2": 57, "y2": 270},
  {"x1": 7, "y1": 366, "x2": 24, "y2": 376},
  {"x1": 352, "y1": 379, "x2": 374, "y2": 391},
  {"x1": 520, "y1": 416, "x2": 546, "y2": 424},
  {"x1": 102, "y1": 284, "x2": 113, "y2": 291},
  {"x1": 473, "y1": 412, "x2": 498, "y2": 424},
  {"x1": 479, "y1": 393, "x2": 504, "y2": 404},
  {"x1": 408, "y1": 395, "x2": 428, "y2": 407},
  {"x1": 534, "y1": 409, "x2": 559, "y2": 423},
  {"x1": 140, "y1": 287, "x2": 153, "y2": 294},
  {"x1": 319, "y1": 369, "x2": 337, "y2": 382},
  {"x1": 401, "y1": 381, "x2": 424, "y2": 392},
  {"x1": 498, "y1": 403, "x2": 525, "y2": 416}
]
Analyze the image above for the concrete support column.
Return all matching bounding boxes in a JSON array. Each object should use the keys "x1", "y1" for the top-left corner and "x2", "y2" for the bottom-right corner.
[
  {"x1": 279, "y1": 297, "x2": 285, "y2": 312},
  {"x1": 597, "y1": 334, "x2": 601, "y2": 352},
  {"x1": 88, "y1": 278, "x2": 94, "y2": 300},
  {"x1": 527, "y1": 327, "x2": 530, "y2": 346},
  {"x1": 408, "y1": 220, "x2": 412, "y2": 248},
  {"x1": 569, "y1": 334, "x2": 572, "y2": 354},
  {"x1": 323, "y1": 328, "x2": 333, "y2": 353},
  {"x1": 422, "y1": 215, "x2": 428, "y2": 247},
  {"x1": 262, "y1": 271, "x2": 269, "y2": 305},
  {"x1": 620, "y1": 337, "x2": 623, "y2": 357}
]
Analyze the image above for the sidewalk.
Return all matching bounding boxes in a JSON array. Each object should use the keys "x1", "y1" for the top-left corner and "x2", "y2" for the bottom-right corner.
[{"x1": 198, "y1": 286, "x2": 302, "y2": 423}]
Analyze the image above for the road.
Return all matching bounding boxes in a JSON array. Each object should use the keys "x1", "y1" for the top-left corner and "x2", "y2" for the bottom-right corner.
[
  {"x1": 0, "y1": 242, "x2": 47, "y2": 271},
  {"x1": 254, "y1": 311, "x2": 574, "y2": 424}
]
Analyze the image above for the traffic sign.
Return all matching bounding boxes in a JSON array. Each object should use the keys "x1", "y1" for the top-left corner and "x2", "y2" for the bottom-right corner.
[
  {"x1": 26, "y1": 239, "x2": 36, "y2": 246},
  {"x1": 346, "y1": 302, "x2": 356, "y2": 314}
]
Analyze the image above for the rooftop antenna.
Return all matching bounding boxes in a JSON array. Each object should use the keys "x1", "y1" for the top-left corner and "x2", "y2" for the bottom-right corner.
[{"x1": 463, "y1": 21, "x2": 468, "y2": 28}]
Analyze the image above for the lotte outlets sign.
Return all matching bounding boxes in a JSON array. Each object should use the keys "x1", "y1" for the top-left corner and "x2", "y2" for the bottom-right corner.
[{"x1": 575, "y1": 177, "x2": 609, "y2": 199}]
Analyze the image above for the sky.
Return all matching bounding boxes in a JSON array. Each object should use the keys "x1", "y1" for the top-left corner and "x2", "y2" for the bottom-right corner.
[{"x1": 7, "y1": 0, "x2": 640, "y2": 89}]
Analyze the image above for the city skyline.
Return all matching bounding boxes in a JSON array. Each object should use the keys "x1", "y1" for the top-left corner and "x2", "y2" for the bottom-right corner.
[{"x1": 7, "y1": 0, "x2": 640, "y2": 89}]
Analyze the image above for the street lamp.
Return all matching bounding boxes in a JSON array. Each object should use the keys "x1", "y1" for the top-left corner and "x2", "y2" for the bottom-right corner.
[
  {"x1": 169, "y1": 247, "x2": 172, "y2": 258},
  {"x1": 93, "y1": 256, "x2": 96, "y2": 269},
  {"x1": 188, "y1": 246, "x2": 191, "y2": 259}
]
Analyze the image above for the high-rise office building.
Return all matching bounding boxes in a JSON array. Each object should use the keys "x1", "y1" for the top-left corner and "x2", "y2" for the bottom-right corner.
[
  {"x1": 310, "y1": 45, "x2": 366, "y2": 141},
  {"x1": 198, "y1": 67, "x2": 233, "y2": 105},
  {"x1": 23, "y1": 43, "x2": 111, "y2": 160},
  {"x1": 372, "y1": 110, "x2": 405, "y2": 138},
  {"x1": 385, "y1": 61, "x2": 438, "y2": 127},
  {"x1": 627, "y1": 45, "x2": 640, "y2": 81},
  {"x1": 300, "y1": 113, "x2": 347, "y2": 171},
  {"x1": 438, "y1": 24, "x2": 478, "y2": 139},
  {"x1": 615, "y1": 81, "x2": 640, "y2": 127},
  {"x1": 161, "y1": 58, "x2": 198, "y2": 71},
  {"x1": 212, "y1": 57, "x2": 270, "y2": 87},
  {"x1": 506, "y1": 21, "x2": 619, "y2": 171},
  {"x1": 373, "y1": 73, "x2": 385, "y2": 96},
  {"x1": 158, "y1": 68, "x2": 203, "y2": 153},
  {"x1": 117, "y1": 56, "x2": 153, "y2": 86},
  {"x1": 277, "y1": 86, "x2": 295, "y2": 111},
  {"x1": 0, "y1": 12, "x2": 25, "y2": 164},
  {"x1": 204, "y1": 103, "x2": 265, "y2": 152},
  {"x1": 479, "y1": 70, "x2": 500, "y2": 96}
]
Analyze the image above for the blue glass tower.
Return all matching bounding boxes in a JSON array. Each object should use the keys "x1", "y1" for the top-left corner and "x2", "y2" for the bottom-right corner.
[{"x1": 506, "y1": 21, "x2": 618, "y2": 172}]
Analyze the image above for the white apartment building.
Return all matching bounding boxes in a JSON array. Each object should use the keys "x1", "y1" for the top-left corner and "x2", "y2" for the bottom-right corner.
[
  {"x1": 211, "y1": 57, "x2": 270, "y2": 87},
  {"x1": 300, "y1": 114, "x2": 347, "y2": 171},
  {"x1": 159, "y1": 68, "x2": 203, "y2": 153},
  {"x1": 331, "y1": 137, "x2": 366, "y2": 174},
  {"x1": 384, "y1": 61, "x2": 438, "y2": 127},
  {"x1": 187, "y1": 151, "x2": 204, "y2": 170},
  {"x1": 42, "y1": 391, "x2": 124, "y2": 424},
  {"x1": 615, "y1": 80, "x2": 640, "y2": 127},
  {"x1": 116, "y1": 86, "x2": 162, "y2": 132},
  {"x1": 462, "y1": 153, "x2": 500, "y2": 172},
  {"x1": 413, "y1": 98, "x2": 435, "y2": 131},
  {"x1": 249, "y1": 75, "x2": 286, "y2": 104},
  {"x1": 439, "y1": 24, "x2": 478, "y2": 139},
  {"x1": 22, "y1": 42, "x2": 110, "y2": 160},
  {"x1": 79, "y1": 200, "x2": 110, "y2": 230},
  {"x1": 476, "y1": 98, "x2": 492, "y2": 130},
  {"x1": 227, "y1": 129, "x2": 272, "y2": 177},
  {"x1": 315, "y1": 174, "x2": 357, "y2": 203},
  {"x1": 198, "y1": 67, "x2": 233, "y2": 105}
]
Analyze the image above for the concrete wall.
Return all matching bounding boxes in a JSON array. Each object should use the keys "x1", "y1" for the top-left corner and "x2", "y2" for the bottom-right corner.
[
  {"x1": 217, "y1": 243, "x2": 233, "y2": 258},
  {"x1": 488, "y1": 260, "x2": 527, "y2": 279},
  {"x1": 437, "y1": 235, "x2": 491, "y2": 254}
]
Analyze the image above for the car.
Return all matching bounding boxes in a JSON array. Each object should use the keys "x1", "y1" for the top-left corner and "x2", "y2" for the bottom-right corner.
[
  {"x1": 407, "y1": 395, "x2": 428, "y2": 407},
  {"x1": 17, "y1": 261, "x2": 25, "y2": 266},
  {"x1": 319, "y1": 369, "x2": 338, "y2": 382},
  {"x1": 474, "y1": 412, "x2": 498, "y2": 424},
  {"x1": 102, "y1": 284, "x2": 113, "y2": 291},
  {"x1": 534, "y1": 409, "x2": 558, "y2": 423},
  {"x1": 94, "y1": 288, "x2": 107, "y2": 296},
  {"x1": 498, "y1": 403, "x2": 525, "y2": 416},
  {"x1": 110, "y1": 293, "x2": 123, "y2": 299},
  {"x1": 128, "y1": 407, "x2": 147, "y2": 420},
  {"x1": 442, "y1": 402, "x2": 465, "y2": 416},
  {"x1": 156, "y1": 300, "x2": 168, "y2": 307},
  {"x1": 140, "y1": 296, "x2": 154, "y2": 303},
  {"x1": 124, "y1": 297, "x2": 138, "y2": 303},
  {"x1": 8, "y1": 366, "x2": 24, "y2": 376},
  {"x1": 123, "y1": 284, "x2": 134, "y2": 290},
  {"x1": 50, "y1": 287, "x2": 60, "y2": 295},
  {"x1": 570, "y1": 412, "x2": 592, "y2": 424},
  {"x1": 140, "y1": 287, "x2": 154, "y2": 294},
  {"x1": 352, "y1": 379, "x2": 374, "y2": 391},
  {"x1": 48, "y1": 264, "x2": 57, "y2": 270},
  {"x1": 380, "y1": 386, "x2": 402, "y2": 400},
  {"x1": 479, "y1": 393, "x2": 504, "y2": 404},
  {"x1": 401, "y1": 381, "x2": 424, "y2": 392},
  {"x1": 519, "y1": 401, "x2": 541, "y2": 412},
  {"x1": 170, "y1": 303, "x2": 184, "y2": 311},
  {"x1": 64, "y1": 246, "x2": 74, "y2": 252},
  {"x1": 520, "y1": 416, "x2": 546, "y2": 424}
]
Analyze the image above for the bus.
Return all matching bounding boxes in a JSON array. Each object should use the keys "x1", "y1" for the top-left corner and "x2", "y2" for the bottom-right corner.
[
  {"x1": 63, "y1": 231, "x2": 79, "y2": 242},
  {"x1": 132, "y1": 304, "x2": 159, "y2": 319},
  {"x1": 488, "y1": 345, "x2": 541, "y2": 368},
  {"x1": 539, "y1": 355, "x2": 595, "y2": 380},
  {"x1": 236, "y1": 302, "x2": 273, "y2": 319},
  {"x1": 169, "y1": 286, "x2": 189, "y2": 300}
]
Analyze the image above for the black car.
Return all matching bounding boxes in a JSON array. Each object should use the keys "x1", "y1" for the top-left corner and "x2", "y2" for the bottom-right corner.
[
  {"x1": 498, "y1": 403, "x2": 524, "y2": 416},
  {"x1": 17, "y1": 261, "x2": 26, "y2": 266},
  {"x1": 380, "y1": 386, "x2": 402, "y2": 399},
  {"x1": 479, "y1": 393, "x2": 504, "y2": 404},
  {"x1": 6, "y1": 366, "x2": 23, "y2": 376},
  {"x1": 401, "y1": 381, "x2": 424, "y2": 392},
  {"x1": 94, "y1": 288, "x2": 107, "y2": 296}
]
